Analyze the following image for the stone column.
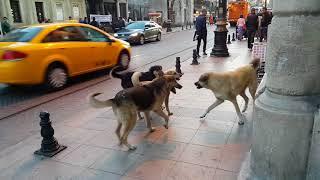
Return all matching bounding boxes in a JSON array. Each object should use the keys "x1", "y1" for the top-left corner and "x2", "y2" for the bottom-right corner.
[
  {"x1": 116, "y1": 0, "x2": 120, "y2": 18},
  {"x1": 249, "y1": 0, "x2": 320, "y2": 179}
]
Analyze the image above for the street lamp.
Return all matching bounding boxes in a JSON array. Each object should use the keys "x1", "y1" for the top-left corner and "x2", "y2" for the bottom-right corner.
[{"x1": 211, "y1": 0, "x2": 229, "y2": 57}]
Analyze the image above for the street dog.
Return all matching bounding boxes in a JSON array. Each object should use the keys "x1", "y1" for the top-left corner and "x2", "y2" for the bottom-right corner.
[
  {"x1": 110, "y1": 65, "x2": 164, "y2": 119},
  {"x1": 110, "y1": 65, "x2": 164, "y2": 89},
  {"x1": 135, "y1": 70, "x2": 183, "y2": 116},
  {"x1": 111, "y1": 66, "x2": 183, "y2": 117},
  {"x1": 194, "y1": 58, "x2": 260, "y2": 125},
  {"x1": 89, "y1": 76, "x2": 183, "y2": 150}
]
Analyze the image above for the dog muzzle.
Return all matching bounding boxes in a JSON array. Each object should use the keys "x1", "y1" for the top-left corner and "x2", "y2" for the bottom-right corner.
[
  {"x1": 176, "y1": 83, "x2": 183, "y2": 89},
  {"x1": 194, "y1": 82, "x2": 203, "y2": 89},
  {"x1": 171, "y1": 87, "x2": 176, "y2": 94}
]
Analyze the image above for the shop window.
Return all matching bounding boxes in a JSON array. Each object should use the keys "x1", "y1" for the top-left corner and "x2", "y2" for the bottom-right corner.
[{"x1": 9, "y1": 0, "x2": 22, "y2": 23}]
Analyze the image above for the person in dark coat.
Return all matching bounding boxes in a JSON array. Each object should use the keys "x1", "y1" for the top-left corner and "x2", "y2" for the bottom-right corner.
[
  {"x1": 90, "y1": 17, "x2": 99, "y2": 28},
  {"x1": 195, "y1": 9, "x2": 208, "y2": 57},
  {"x1": 260, "y1": 7, "x2": 272, "y2": 42},
  {"x1": 1, "y1": 17, "x2": 11, "y2": 35},
  {"x1": 246, "y1": 8, "x2": 259, "y2": 50}
]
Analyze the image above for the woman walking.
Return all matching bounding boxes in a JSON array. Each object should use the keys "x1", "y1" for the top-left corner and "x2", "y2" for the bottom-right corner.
[{"x1": 236, "y1": 15, "x2": 246, "y2": 40}]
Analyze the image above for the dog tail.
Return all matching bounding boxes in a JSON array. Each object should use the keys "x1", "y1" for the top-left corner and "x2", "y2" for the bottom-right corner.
[
  {"x1": 250, "y1": 58, "x2": 260, "y2": 69},
  {"x1": 89, "y1": 93, "x2": 113, "y2": 108},
  {"x1": 109, "y1": 66, "x2": 124, "y2": 79}
]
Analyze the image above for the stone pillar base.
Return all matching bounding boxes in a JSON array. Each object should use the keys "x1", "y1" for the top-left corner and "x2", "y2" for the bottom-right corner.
[{"x1": 247, "y1": 90, "x2": 318, "y2": 180}]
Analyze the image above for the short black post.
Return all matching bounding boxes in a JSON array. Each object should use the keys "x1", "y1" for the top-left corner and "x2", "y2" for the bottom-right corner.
[
  {"x1": 191, "y1": 49, "x2": 200, "y2": 65},
  {"x1": 227, "y1": 34, "x2": 231, "y2": 44},
  {"x1": 175, "y1": 57, "x2": 183, "y2": 74},
  {"x1": 34, "y1": 112, "x2": 67, "y2": 157},
  {"x1": 232, "y1": 33, "x2": 236, "y2": 41},
  {"x1": 182, "y1": 24, "x2": 184, "y2": 30},
  {"x1": 166, "y1": 20, "x2": 172, "y2": 32},
  {"x1": 190, "y1": 23, "x2": 192, "y2": 29}
]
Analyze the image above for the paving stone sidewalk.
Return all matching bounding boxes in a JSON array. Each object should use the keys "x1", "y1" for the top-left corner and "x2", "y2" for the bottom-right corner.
[{"x1": 0, "y1": 40, "x2": 254, "y2": 180}]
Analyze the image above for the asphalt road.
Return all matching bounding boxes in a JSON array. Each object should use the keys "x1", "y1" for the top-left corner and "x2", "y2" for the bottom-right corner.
[{"x1": 0, "y1": 25, "x2": 220, "y2": 119}]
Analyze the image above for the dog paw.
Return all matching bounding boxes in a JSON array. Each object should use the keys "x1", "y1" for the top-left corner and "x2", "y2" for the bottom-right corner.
[
  {"x1": 128, "y1": 145, "x2": 137, "y2": 151},
  {"x1": 238, "y1": 121, "x2": 245, "y2": 125},
  {"x1": 164, "y1": 124, "x2": 169, "y2": 129},
  {"x1": 149, "y1": 127, "x2": 156, "y2": 133}
]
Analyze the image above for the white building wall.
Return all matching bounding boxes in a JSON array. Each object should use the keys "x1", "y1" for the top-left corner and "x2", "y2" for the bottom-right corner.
[{"x1": 0, "y1": 0, "x2": 87, "y2": 28}]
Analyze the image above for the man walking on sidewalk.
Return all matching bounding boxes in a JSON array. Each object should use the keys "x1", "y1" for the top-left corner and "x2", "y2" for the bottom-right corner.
[
  {"x1": 260, "y1": 7, "x2": 272, "y2": 42},
  {"x1": 195, "y1": 9, "x2": 208, "y2": 56},
  {"x1": 246, "y1": 8, "x2": 259, "y2": 50}
]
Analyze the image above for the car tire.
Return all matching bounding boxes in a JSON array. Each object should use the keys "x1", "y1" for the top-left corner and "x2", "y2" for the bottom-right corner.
[
  {"x1": 156, "y1": 33, "x2": 161, "y2": 41},
  {"x1": 117, "y1": 51, "x2": 130, "y2": 70},
  {"x1": 45, "y1": 64, "x2": 68, "y2": 90},
  {"x1": 139, "y1": 35, "x2": 145, "y2": 45}
]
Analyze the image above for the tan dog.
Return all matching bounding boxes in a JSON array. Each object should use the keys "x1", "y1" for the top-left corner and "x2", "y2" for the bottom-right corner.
[
  {"x1": 194, "y1": 58, "x2": 260, "y2": 125},
  {"x1": 89, "y1": 76, "x2": 183, "y2": 150}
]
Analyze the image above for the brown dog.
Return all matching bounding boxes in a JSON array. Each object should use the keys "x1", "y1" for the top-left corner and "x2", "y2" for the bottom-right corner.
[
  {"x1": 89, "y1": 76, "x2": 183, "y2": 150},
  {"x1": 194, "y1": 58, "x2": 260, "y2": 125}
]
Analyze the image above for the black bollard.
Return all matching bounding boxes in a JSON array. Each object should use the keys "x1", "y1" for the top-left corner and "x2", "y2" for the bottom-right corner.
[
  {"x1": 191, "y1": 49, "x2": 200, "y2": 65},
  {"x1": 232, "y1": 33, "x2": 236, "y2": 41},
  {"x1": 175, "y1": 57, "x2": 184, "y2": 75},
  {"x1": 227, "y1": 34, "x2": 231, "y2": 44},
  {"x1": 34, "y1": 112, "x2": 67, "y2": 157},
  {"x1": 166, "y1": 20, "x2": 172, "y2": 32}
]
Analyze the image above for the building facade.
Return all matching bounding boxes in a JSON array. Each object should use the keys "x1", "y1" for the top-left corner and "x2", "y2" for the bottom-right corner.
[
  {"x1": 128, "y1": 0, "x2": 194, "y2": 26},
  {"x1": 86, "y1": 0, "x2": 128, "y2": 23},
  {"x1": 0, "y1": 0, "x2": 87, "y2": 27}
]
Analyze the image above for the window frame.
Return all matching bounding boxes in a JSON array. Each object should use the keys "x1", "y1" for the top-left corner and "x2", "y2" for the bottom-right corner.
[{"x1": 41, "y1": 26, "x2": 89, "y2": 43}]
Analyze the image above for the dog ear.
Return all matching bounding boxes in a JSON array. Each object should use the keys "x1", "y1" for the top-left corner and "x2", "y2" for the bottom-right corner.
[{"x1": 199, "y1": 74, "x2": 208, "y2": 82}]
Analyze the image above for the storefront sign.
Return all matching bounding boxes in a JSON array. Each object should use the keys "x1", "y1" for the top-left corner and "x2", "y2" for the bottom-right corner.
[{"x1": 90, "y1": 14, "x2": 112, "y2": 23}]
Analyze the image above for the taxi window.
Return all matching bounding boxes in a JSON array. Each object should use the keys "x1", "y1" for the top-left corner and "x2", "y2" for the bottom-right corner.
[
  {"x1": 0, "y1": 27, "x2": 42, "y2": 42},
  {"x1": 42, "y1": 26, "x2": 87, "y2": 43},
  {"x1": 79, "y1": 27, "x2": 109, "y2": 42}
]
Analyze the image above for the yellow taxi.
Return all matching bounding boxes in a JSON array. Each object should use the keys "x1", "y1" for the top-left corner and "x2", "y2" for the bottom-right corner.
[{"x1": 0, "y1": 23, "x2": 131, "y2": 90}]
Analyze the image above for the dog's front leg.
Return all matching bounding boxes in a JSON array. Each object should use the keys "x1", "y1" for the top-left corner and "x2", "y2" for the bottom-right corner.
[
  {"x1": 165, "y1": 92, "x2": 173, "y2": 116},
  {"x1": 143, "y1": 111, "x2": 155, "y2": 132},
  {"x1": 137, "y1": 112, "x2": 144, "y2": 120},
  {"x1": 230, "y1": 99, "x2": 245, "y2": 125},
  {"x1": 200, "y1": 99, "x2": 224, "y2": 118},
  {"x1": 154, "y1": 109, "x2": 170, "y2": 129}
]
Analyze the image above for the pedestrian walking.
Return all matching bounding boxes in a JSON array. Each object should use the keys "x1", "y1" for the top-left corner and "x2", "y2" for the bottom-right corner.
[
  {"x1": 209, "y1": 15, "x2": 214, "y2": 25},
  {"x1": 236, "y1": 15, "x2": 246, "y2": 40},
  {"x1": 260, "y1": 7, "x2": 272, "y2": 42},
  {"x1": 245, "y1": 8, "x2": 259, "y2": 50},
  {"x1": 83, "y1": 17, "x2": 89, "y2": 24},
  {"x1": 118, "y1": 17, "x2": 126, "y2": 29},
  {"x1": 90, "y1": 17, "x2": 99, "y2": 28},
  {"x1": 1, "y1": 17, "x2": 11, "y2": 35},
  {"x1": 195, "y1": 9, "x2": 208, "y2": 57}
]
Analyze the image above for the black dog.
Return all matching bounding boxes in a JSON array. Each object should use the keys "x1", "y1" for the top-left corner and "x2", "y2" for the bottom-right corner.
[{"x1": 110, "y1": 65, "x2": 164, "y2": 89}]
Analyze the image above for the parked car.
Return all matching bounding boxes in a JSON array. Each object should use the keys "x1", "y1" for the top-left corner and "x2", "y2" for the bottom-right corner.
[
  {"x1": 113, "y1": 21, "x2": 162, "y2": 45},
  {"x1": 0, "y1": 23, "x2": 131, "y2": 90}
]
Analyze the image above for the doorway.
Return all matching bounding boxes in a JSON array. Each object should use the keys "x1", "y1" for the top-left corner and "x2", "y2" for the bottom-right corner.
[{"x1": 35, "y1": 2, "x2": 45, "y2": 23}]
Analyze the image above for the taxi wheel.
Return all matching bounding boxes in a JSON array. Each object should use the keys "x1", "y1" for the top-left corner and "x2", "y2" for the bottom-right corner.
[
  {"x1": 156, "y1": 33, "x2": 161, "y2": 41},
  {"x1": 45, "y1": 64, "x2": 68, "y2": 90},
  {"x1": 117, "y1": 52, "x2": 130, "y2": 70},
  {"x1": 139, "y1": 35, "x2": 145, "y2": 45}
]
